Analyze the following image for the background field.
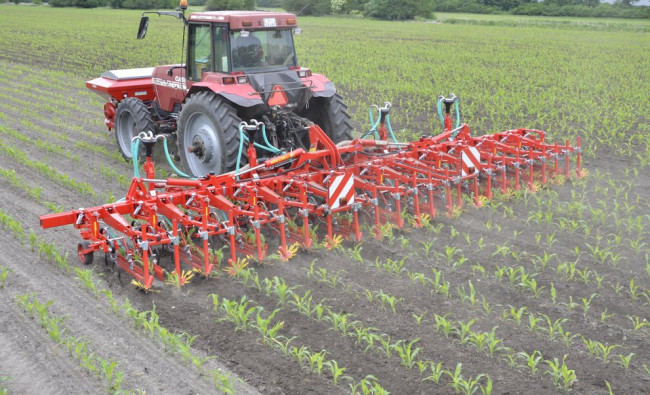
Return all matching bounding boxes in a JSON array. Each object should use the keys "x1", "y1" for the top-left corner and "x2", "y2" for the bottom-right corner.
[{"x1": 0, "y1": 6, "x2": 649, "y2": 394}]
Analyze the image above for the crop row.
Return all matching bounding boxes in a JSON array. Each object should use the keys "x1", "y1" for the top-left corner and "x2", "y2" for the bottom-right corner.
[{"x1": 15, "y1": 292, "x2": 130, "y2": 394}]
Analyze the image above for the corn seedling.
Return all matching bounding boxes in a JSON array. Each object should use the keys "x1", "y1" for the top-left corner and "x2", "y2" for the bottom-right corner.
[
  {"x1": 433, "y1": 313, "x2": 456, "y2": 338},
  {"x1": 456, "y1": 319, "x2": 476, "y2": 345},
  {"x1": 423, "y1": 361, "x2": 444, "y2": 383},
  {"x1": 252, "y1": 308, "x2": 284, "y2": 345},
  {"x1": 324, "y1": 360, "x2": 350, "y2": 386},
  {"x1": 545, "y1": 355, "x2": 577, "y2": 391},
  {"x1": 0, "y1": 266, "x2": 7, "y2": 289},
  {"x1": 580, "y1": 293, "x2": 597, "y2": 317},
  {"x1": 560, "y1": 331, "x2": 579, "y2": 348},
  {"x1": 307, "y1": 350, "x2": 328, "y2": 377},
  {"x1": 214, "y1": 295, "x2": 258, "y2": 331},
  {"x1": 392, "y1": 338, "x2": 421, "y2": 369},
  {"x1": 519, "y1": 350, "x2": 543, "y2": 374},
  {"x1": 615, "y1": 352, "x2": 634, "y2": 369},
  {"x1": 627, "y1": 315, "x2": 650, "y2": 333},
  {"x1": 271, "y1": 335, "x2": 296, "y2": 357},
  {"x1": 412, "y1": 310, "x2": 427, "y2": 326},
  {"x1": 348, "y1": 243, "x2": 364, "y2": 263}
]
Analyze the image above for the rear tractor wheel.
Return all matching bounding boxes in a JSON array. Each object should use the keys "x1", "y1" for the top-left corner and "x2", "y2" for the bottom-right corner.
[
  {"x1": 304, "y1": 93, "x2": 354, "y2": 143},
  {"x1": 114, "y1": 97, "x2": 154, "y2": 161},
  {"x1": 177, "y1": 92, "x2": 241, "y2": 178}
]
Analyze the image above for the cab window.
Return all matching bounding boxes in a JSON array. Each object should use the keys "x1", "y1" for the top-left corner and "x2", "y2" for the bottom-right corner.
[
  {"x1": 188, "y1": 24, "x2": 212, "y2": 81},
  {"x1": 230, "y1": 30, "x2": 296, "y2": 71},
  {"x1": 213, "y1": 26, "x2": 229, "y2": 72}
]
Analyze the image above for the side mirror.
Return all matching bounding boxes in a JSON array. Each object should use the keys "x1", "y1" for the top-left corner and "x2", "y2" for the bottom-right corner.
[{"x1": 137, "y1": 16, "x2": 149, "y2": 40}]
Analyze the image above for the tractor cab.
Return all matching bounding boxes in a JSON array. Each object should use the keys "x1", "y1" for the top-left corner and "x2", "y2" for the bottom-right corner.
[
  {"x1": 185, "y1": 11, "x2": 300, "y2": 80},
  {"x1": 139, "y1": 10, "x2": 316, "y2": 113}
]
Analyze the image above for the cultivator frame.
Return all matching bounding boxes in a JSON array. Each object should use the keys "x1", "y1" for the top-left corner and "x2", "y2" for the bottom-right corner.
[{"x1": 40, "y1": 96, "x2": 582, "y2": 290}]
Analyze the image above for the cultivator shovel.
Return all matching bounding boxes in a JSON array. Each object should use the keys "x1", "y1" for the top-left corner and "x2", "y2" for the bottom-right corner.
[{"x1": 40, "y1": 95, "x2": 582, "y2": 290}]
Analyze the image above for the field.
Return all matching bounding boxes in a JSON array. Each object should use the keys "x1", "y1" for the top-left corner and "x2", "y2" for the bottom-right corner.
[{"x1": 0, "y1": 5, "x2": 649, "y2": 394}]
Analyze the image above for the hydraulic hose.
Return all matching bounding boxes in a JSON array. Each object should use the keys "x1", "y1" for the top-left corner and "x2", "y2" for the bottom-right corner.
[
  {"x1": 131, "y1": 134, "x2": 195, "y2": 179},
  {"x1": 162, "y1": 138, "x2": 194, "y2": 179},
  {"x1": 364, "y1": 104, "x2": 398, "y2": 143},
  {"x1": 130, "y1": 139, "x2": 141, "y2": 178},
  {"x1": 437, "y1": 95, "x2": 461, "y2": 136},
  {"x1": 236, "y1": 123, "x2": 283, "y2": 177}
]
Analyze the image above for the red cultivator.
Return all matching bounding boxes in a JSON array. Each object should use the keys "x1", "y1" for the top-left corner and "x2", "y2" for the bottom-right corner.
[{"x1": 40, "y1": 98, "x2": 582, "y2": 290}]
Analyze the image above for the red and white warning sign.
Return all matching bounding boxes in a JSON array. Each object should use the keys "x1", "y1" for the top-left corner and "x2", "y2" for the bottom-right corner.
[
  {"x1": 328, "y1": 173, "x2": 355, "y2": 209},
  {"x1": 461, "y1": 146, "x2": 481, "y2": 176}
]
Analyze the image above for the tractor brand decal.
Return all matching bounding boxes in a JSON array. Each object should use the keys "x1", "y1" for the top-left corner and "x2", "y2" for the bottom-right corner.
[
  {"x1": 328, "y1": 173, "x2": 355, "y2": 210},
  {"x1": 461, "y1": 146, "x2": 481, "y2": 176},
  {"x1": 152, "y1": 77, "x2": 186, "y2": 91},
  {"x1": 191, "y1": 15, "x2": 221, "y2": 21},
  {"x1": 263, "y1": 18, "x2": 277, "y2": 27},
  {"x1": 135, "y1": 91, "x2": 147, "y2": 96}
]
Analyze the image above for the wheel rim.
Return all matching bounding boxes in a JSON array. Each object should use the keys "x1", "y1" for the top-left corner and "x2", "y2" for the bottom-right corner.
[
  {"x1": 116, "y1": 111, "x2": 136, "y2": 159},
  {"x1": 184, "y1": 113, "x2": 222, "y2": 176}
]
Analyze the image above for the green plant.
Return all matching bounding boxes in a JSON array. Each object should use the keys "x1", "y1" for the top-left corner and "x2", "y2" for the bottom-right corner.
[
  {"x1": 252, "y1": 308, "x2": 284, "y2": 345},
  {"x1": 628, "y1": 315, "x2": 650, "y2": 333},
  {"x1": 214, "y1": 295, "x2": 258, "y2": 331},
  {"x1": 412, "y1": 310, "x2": 427, "y2": 326},
  {"x1": 349, "y1": 243, "x2": 364, "y2": 263},
  {"x1": 324, "y1": 359, "x2": 350, "y2": 385},
  {"x1": 376, "y1": 289, "x2": 402, "y2": 314},
  {"x1": 0, "y1": 266, "x2": 7, "y2": 289},
  {"x1": 456, "y1": 319, "x2": 476, "y2": 344},
  {"x1": 545, "y1": 354, "x2": 577, "y2": 391},
  {"x1": 423, "y1": 361, "x2": 444, "y2": 383},
  {"x1": 580, "y1": 293, "x2": 597, "y2": 318},
  {"x1": 519, "y1": 350, "x2": 543, "y2": 374},
  {"x1": 307, "y1": 350, "x2": 328, "y2": 377},
  {"x1": 615, "y1": 352, "x2": 634, "y2": 369},
  {"x1": 392, "y1": 338, "x2": 421, "y2": 369},
  {"x1": 433, "y1": 313, "x2": 455, "y2": 338}
]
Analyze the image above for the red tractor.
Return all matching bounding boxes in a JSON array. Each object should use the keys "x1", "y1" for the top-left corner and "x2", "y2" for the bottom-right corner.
[{"x1": 86, "y1": 8, "x2": 352, "y2": 177}]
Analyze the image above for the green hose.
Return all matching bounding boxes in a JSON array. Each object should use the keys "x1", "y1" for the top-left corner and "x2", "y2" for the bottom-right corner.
[
  {"x1": 437, "y1": 96, "x2": 461, "y2": 134},
  {"x1": 162, "y1": 138, "x2": 194, "y2": 179},
  {"x1": 366, "y1": 106, "x2": 381, "y2": 139},
  {"x1": 436, "y1": 98, "x2": 445, "y2": 128},
  {"x1": 130, "y1": 140, "x2": 140, "y2": 178},
  {"x1": 385, "y1": 114, "x2": 398, "y2": 143},
  {"x1": 365, "y1": 105, "x2": 397, "y2": 143},
  {"x1": 131, "y1": 137, "x2": 195, "y2": 179},
  {"x1": 236, "y1": 123, "x2": 283, "y2": 177}
]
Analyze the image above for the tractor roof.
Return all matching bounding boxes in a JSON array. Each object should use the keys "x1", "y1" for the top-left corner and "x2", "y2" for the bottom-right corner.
[{"x1": 187, "y1": 11, "x2": 298, "y2": 30}]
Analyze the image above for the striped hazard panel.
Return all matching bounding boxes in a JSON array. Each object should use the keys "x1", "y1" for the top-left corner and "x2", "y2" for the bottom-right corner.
[
  {"x1": 461, "y1": 146, "x2": 481, "y2": 176},
  {"x1": 328, "y1": 173, "x2": 355, "y2": 209}
]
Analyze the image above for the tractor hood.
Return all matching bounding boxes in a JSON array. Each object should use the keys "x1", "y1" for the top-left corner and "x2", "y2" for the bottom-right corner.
[{"x1": 246, "y1": 70, "x2": 334, "y2": 110}]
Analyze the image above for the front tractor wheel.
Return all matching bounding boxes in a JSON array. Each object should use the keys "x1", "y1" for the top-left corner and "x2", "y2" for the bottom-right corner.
[
  {"x1": 114, "y1": 98, "x2": 154, "y2": 161},
  {"x1": 177, "y1": 92, "x2": 241, "y2": 178}
]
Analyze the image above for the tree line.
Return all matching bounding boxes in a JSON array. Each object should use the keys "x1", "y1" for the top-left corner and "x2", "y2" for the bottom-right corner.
[{"x1": 11, "y1": 0, "x2": 649, "y2": 20}]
